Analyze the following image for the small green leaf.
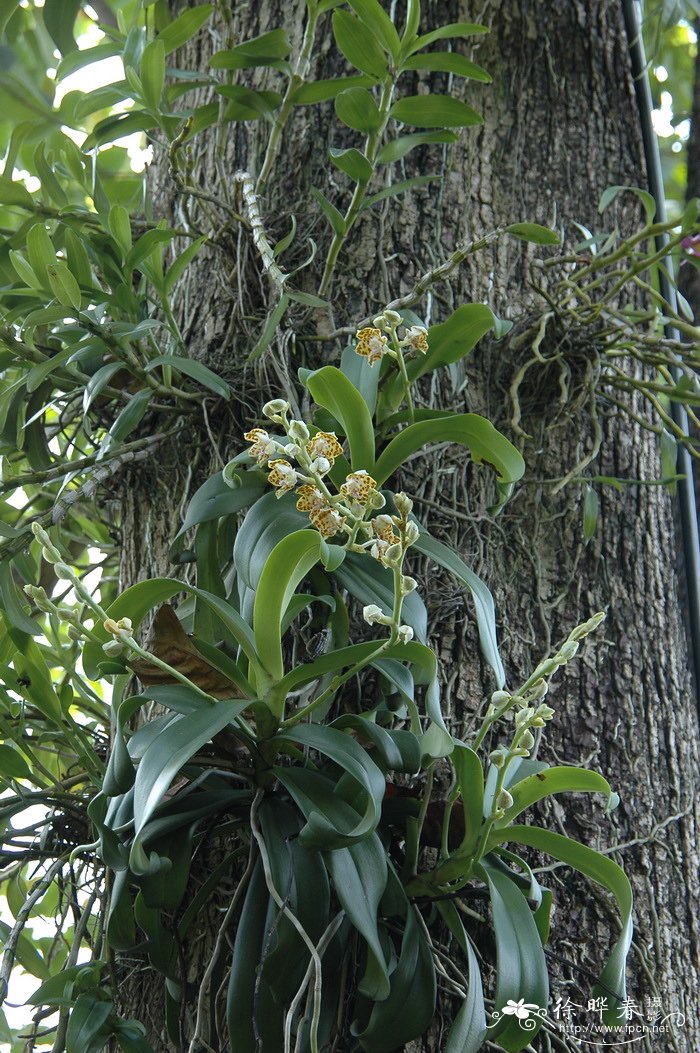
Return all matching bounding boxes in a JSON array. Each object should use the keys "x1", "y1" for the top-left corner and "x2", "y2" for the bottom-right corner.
[
  {"x1": 144, "y1": 355, "x2": 230, "y2": 399},
  {"x1": 0, "y1": 179, "x2": 34, "y2": 209},
  {"x1": 0, "y1": 743, "x2": 32, "y2": 781},
  {"x1": 65, "y1": 995, "x2": 112, "y2": 1053},
  {"x1": 598, "y1": 184, "x2": 656, "y2": 222},
  {"x1": 489, "y1": 826, "x2": 633, "y2": 1025},
  {"x1": 505, "y1": 222, "x2": 560, "y2": 245},
  {"x1": 217, "y1": 85, "x2": 282, "y2": 120},
  {"x1": 332, "y1": 9, "x2": 388, "y2": 78},
  {"x1": 335, "y1": 86, "x2": 382, "y2": 133},
  {"x1": 390, "y1": 94, "x2": 482, "y2": 128},
  {"x1": 43, "y1": 0, "x2": 79, "y2": 55},
  {"x1": 311, "y1": 188, "x2": 347, "y2": 236},
  {"x1": 210, "y1": 28, "x2": 291, "y2": 69},
  {"x1": 377, "y1": 130, "x2": 458, "y2": 163},
  {"x1": 329, "y1": 147, "x2": 374, "y2": 183},
  {"x1": 140, "y1": 39, "x2": 166, "y2": 110},
  {"x1": 26, "y1": 223, "x2": 56, "y2": 281},
  {"x1": 363, "y1": 174, "x2": 439, "y2": 207},
  {"x1": 155, "y1": 5, "x2": 214, "y2": 54},
  {"x1": 46, "y1": 261, "x2": 82, "y2": 311},
  {"x1": 409, "y1": 22, "x2": 488, "y2": 54},
  {"x1": 583, "y1": 485, "x2": 598, "y2": 542},
  {"x1": 402, "y1": 52, "x2": 491, "y2": 81},
  {"x1": 347, "y1": 0, "x2": 401, "y2": 61},
  {"x1": 293, "y1": 75, "x2": 378, "y2": 104}
]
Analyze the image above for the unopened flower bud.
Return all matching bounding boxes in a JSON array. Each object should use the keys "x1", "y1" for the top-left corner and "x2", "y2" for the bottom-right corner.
[
  {"x1": 368, "y1": 490, "x2": 386, "y2": 509},
  {"x1": 24, "y1": 584, "x2": 52, "y2": 612},
  {"x1": 383, "y1": 309, "x2": 402, "y2": 325},
  {"x1": 102, "y1": 639, "x2": 125, "y2": 656},
  {"x1": 394, "y1": 492, "x2": 413, "y2": 517},
  {"x1": 262, "y1": 399, "x2": 289, "y2": 421},
  {"x1": 570, "y1": 611, "x2": 605, "y2": 641},
  {"x1": 54, "y1": 563, "x2": 74, "y2": 581},
  {"x1": 525, "y1": 678, "x2": 548, "y2": 701},
  {"x1": 495, "y1": 788, "x2": 513, "y2": 811},
  {"x1": 311, "y1": 456, "x2": 331, "y2": 476},
  {"x1": 489, "y1": 747, "x2": 508, "y2": 768},
  {"x1": 519, "y1": 729, "x2": 535, "y2": 750},
  {"x1": 397, "y1": 624, "x2": 414, "y2": 643},
  {"x1": 556, "y1": 640, "x2": 579, "y2": 663},
  {"x1": 534, "y1": 658, "x2": 558, "y2": 679},
  {"x1": 536, "y1": 703, "x2": 555, "y2": 721},
  {"x1": 31, "y1": 523, "x2": 62, "y2": 563},
  {"x1": 383, "y1": 542, "x2": 403, "y2": 566},
  {"x1": 491, "y1": 690, "x2": 511, "y2": 708},
  {"x1": 404, "y1": 521, "x2": 420, "y2": 545},
  {"x1": 67, "y1": 625, "x2": 83, "y2": 642},
  {"x1": 514, "y1": 706, "x2": 535, "y2": 728},
  {"x1": 288, "y1": 419, "x2": 310, "y2": 443},
  {"x1": 400, "y1": 575, "x2": 418, "y2": 594}
]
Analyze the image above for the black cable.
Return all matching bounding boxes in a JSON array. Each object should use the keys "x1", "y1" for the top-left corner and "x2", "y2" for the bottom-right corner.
[{"x1": 622, "y1": 0, "x2": 700, "y2": 697}]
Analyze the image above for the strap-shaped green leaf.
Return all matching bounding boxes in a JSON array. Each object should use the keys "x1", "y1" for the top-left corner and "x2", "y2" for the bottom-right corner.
[
  {"x1": 489, "y1": 825, "x2": 633, "y2": 1024},
  {"x1": 354, "y1": 899, "x2": 436, "y2": 1051},
  {"x1": 479, "y1": 857, "x2": 549, "y2": 1051},
  {"x1": 451, "y1": 745, "x2": 484, "y2": 857},
  {"x1": 275, "y1": 723, "x2": 386, "y2": 847},
  {"x1": 494, "y1": 765, "x2": 612, "y2": 828},
  {"x1": 413, "y1": 528, "x2": 504, "y2": 686},
  {"x1": 306, "y1": 365, "x2": 375, "y2": 469},
  {"x1": 373, "y1": 413, "x2": 525, "y2": 496},
  {"x1": 130, "y1": 698, "x2": 248, "y2": 874},
  {"x1": 253, "y1": 529, "x2": 325, "y2": 686},
  {"x1": 438, "y1": 900, "x2": 487, "y2": 1053},
  {"x1": 82, "y1": 578, "x2": 260, "y2": 681}
]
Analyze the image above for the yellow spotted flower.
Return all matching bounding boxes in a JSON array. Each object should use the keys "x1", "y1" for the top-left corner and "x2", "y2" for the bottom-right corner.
[
  {"x1": 370, "y1": 514, "x2": 400, "y2": 563},
  {"x1": 267, "y1": 459, "x2": 298, "y2": 497},
  {"x1": 340, "y1": 470, "x2": 377, "y2": 506},
  {"x1": 244, "y1": 428, "x2": 279, "y2": 465},
  {"x1": 296, "y1": 484, "x2": 326, "y2": 513},
  {"x1": 404, "y1": 325, "x2": 429, "y2": 354},
  {"x1": 310, "y1": 506, "x2": 346, "y2": 539},
  {"x1": 305, "y1": 431, "x2": 343, "y2": 464},
  {"x1": 355, "y1": 327, "x2": 389, "y2": 367}
]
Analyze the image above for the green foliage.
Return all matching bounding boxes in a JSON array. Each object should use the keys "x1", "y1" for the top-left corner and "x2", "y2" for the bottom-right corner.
[{"x1": 0, "y1": 2, "x2": 646, "y2": 1052}]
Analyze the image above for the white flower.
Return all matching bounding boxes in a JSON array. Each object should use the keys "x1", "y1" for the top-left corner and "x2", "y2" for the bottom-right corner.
[
  {"x1": 363, "y1": 604, "x2": 389, "y2": 626},
  {"x1": 311, "y1": 456, "x2": 331, "y2": 477},
  {"x1": 397, "y1": 624, "x2": 414, "y2": 643}
]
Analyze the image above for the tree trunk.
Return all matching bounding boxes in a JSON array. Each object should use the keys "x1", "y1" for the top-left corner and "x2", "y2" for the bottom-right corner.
[{"x1": 115, "y1": 1, "x2": 700, "y2": 1050}]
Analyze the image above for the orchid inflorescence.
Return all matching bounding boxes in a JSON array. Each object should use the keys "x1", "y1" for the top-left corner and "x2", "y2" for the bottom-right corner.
[
  {"x1": 354, "y1": 310, "x2": 428, "y2": 368},
  {"x1": 243, "y1": 400, "x2": 420, "y2": 644}
]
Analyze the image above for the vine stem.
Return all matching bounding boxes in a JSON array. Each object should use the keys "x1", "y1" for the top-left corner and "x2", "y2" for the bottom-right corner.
[
  {"x1": 318, "y1": 78, "x2": 396, "y2": 297},
  {"x1": 256, "y1": 4, "x2": 320, "y2": 194}
]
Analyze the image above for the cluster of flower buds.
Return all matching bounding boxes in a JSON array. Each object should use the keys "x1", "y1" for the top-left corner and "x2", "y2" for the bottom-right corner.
[
  {"x1": 354, "y1": 309, "x2": 429, "y2": 368},
  {"x1": 360, "y1": 492, "x2": 419, "y2": 644}
]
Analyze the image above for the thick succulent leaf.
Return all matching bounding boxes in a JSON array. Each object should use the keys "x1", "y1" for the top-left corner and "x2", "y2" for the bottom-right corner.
[
  {"x1": 489, "y1": 825, "x2": 633, "y2": 1023},
  {"x1": 479, "y1": 857, "x2": 549, "y2": 1051}
]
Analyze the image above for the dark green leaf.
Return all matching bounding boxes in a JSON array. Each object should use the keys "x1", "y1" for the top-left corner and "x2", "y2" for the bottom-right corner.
[
  {"x1": 480, "y1": 857, "x2": 548, "y2": 1051},
  {"x1": 311, "y1": 188, "x2": 347, "y2": 236},
  {"x1": 43, "y1": 0, "x2": 79, "y2": 55},
  {"x1": 144, "y1": 355, "x2": 230, "y2": 399},
  {"x1": 305, "y1": 365, "x2": 375, "y2": 469},
  {"x1": 409, "y1": 22, "x2": 489, "y2": 54},
  {"x1": 65, "y1": 995, "x2": 112, "y2": 1053},
  {"x1": 293, "y1": 75, "x2": 378, "y2": 104},
  {"x1": 347, "y1": 0, "x2": 401, "y2": 61}
]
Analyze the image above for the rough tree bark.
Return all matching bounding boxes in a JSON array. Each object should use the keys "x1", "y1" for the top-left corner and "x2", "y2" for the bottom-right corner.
[{"x1": 114, "y1": 2, "x2": 700, "y2": 1050}]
